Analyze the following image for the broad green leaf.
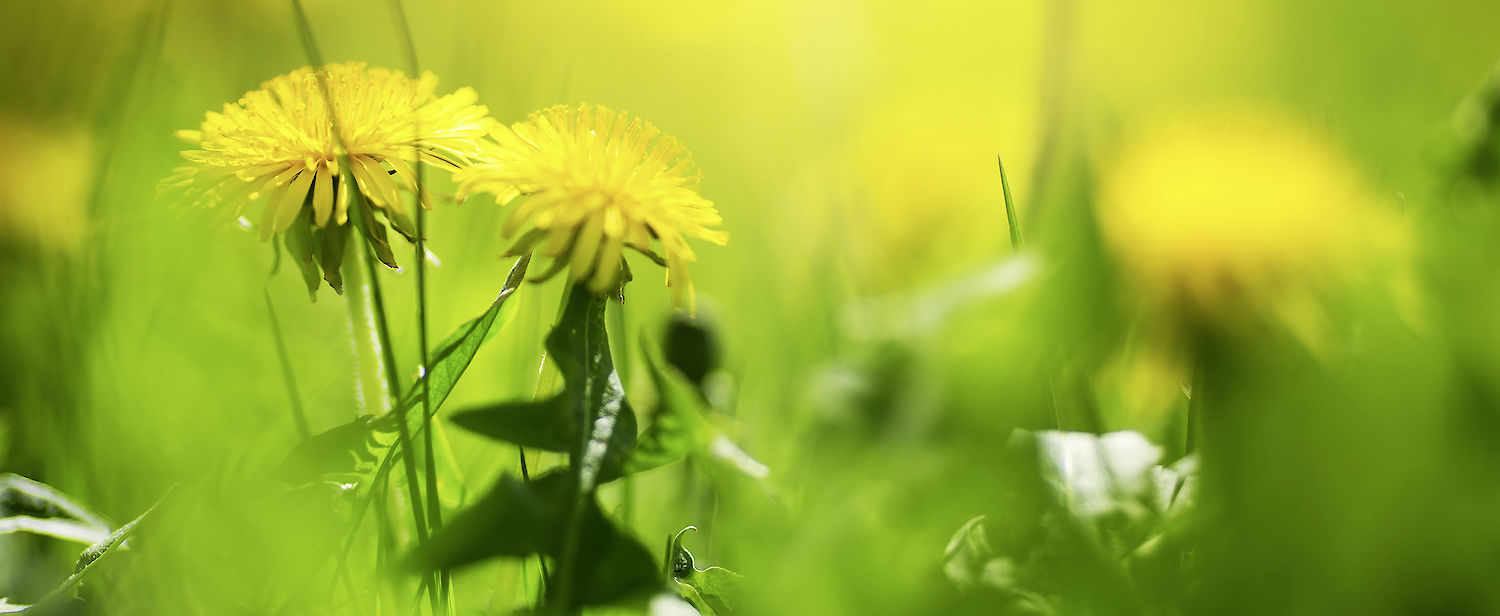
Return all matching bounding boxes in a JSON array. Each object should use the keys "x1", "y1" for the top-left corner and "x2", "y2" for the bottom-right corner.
[
  {"x1": 547, "y1": 284, "x2": 637, "y2": 494},
  {"x1": 448, "y1": 288, "x2": 637, "y2": 484},
  {"x1": 450, "y1": 397, "x2": 574, "y2": 452},
  {"x1": 0, "y1": 474, "x2": 111, "y2": 546},
  {"x1": 403, "y1": 471, "x2": 661, "y2": 609},
  {"x1": 401, "y1": 472, "x2": 568, "y2": 571},
  {"x1": 666, "y1": 527, "x2": 743, "y2": 615},
  {"x1": 557, "y1": 496, "x2": 660, "y2": 608}
]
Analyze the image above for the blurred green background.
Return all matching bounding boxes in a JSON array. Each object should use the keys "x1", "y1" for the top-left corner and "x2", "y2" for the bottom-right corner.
[{"x1": 5, "y1": 0, "x2": 1500, "y2": 614}]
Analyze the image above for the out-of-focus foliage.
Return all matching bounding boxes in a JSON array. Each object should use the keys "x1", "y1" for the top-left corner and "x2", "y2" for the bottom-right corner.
[{"x1": 5, "y1": 0, "x2": 1500, "y2": 614}]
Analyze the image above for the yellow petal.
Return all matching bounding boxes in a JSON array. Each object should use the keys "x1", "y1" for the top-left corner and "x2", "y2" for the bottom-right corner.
[
  {"x1": 274, "y1": 170, "x2": 314, "y2": 232},
  {"x1": 570, "y1": 213, "x2": 606, "y2": 279},
  {"x1": 335, "y1": 170, "x2": 352, "y2": 225},
  {"x1": 349, "y1": 156, "x2": 385, "y2": 208},
  {"x1": 589, "y1": 233, "x2": 624, "y2": 292},
  {"x1": 257, "y1": 167, "x2": 301, "y2": 240},
  {"x1": 543, "y1": 224, "x2": 574, "y2": 258},
  {"x1": 312, "y1": 164, "x2": 334, "y2": 226}
]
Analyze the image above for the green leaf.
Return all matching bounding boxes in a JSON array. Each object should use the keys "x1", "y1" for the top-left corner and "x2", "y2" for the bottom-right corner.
[
  {"x1": 0, "y1": 474, "x2": 112, "y2": 546},
  {"x1": 272, "y1": 414, "x2": 393, "y2": 485},
  {"x1": 449, "y1": 397, "x2": 574, "y2": 452},
  {"x1": 666, "y1": 527, "x2": 743, "y2": 615},
  {"x1": 547, "y1": 284, "x2": 637, "y2": 494},
  {"x1": 447, "y1": 288, "x2": 638, "y2": 484},
  {"x1": 557, "y1": 496, "x2": 661, "y2": 608},
  {"x1": 400, "y1": 253, "x2": 533, "y2": 426},
  {"x1": 279, "y1": 255, "x2": 530, "y2": 486},
  {"x1": 334, "y1": 256, "x2": 532, "y2": 552},
  {"x1": 403, "y1": 472, "x2": 661, "y2": 608},
  {"x1": 401, "y1": 472, "x2": 568, "y2": 571},
  {"x1": 29, "y1": 488, "x2": 170, "y2": 612},
  {"x1": 627, "y1": 345, "x2": 715, "y2": 474},
  {"x1": 628, "y1": 344, "x2": 768, "y2": 486}
]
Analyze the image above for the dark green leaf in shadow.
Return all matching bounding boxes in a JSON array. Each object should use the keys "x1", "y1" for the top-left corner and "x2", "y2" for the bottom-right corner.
[
  {"x1": 272, "y1": 414, "x2": 394, "y2": 485},
  {"x1": 449, "y1": 398, "x2": 574, "y2": 452},
  {"x1": 401, "y1": 472, "x2": 569, "y2": 572},
  {"x1": 556, "y1": 497, "x2": 661, "y2": 608},
  {"x1": 403, "y1": 471, "x2": 661, "y2": 608}
]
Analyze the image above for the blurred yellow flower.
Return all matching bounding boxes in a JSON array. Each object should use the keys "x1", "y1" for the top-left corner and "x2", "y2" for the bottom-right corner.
[
  {"x1": 0, "y1": 117, "x2": 94, "y2": 255},
  {"x1": 163, "y1": 61, "x2": 492, "y2": 282},
  {"x1": 457, "y1": 104, "x2": 727, "y2": 312},
  {"x1": 1097, "y1": 109, "x2": 1403, "y2": 326}
]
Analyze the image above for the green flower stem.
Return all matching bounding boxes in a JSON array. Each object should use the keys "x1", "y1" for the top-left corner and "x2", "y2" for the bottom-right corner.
[
  {"x1": 341, "y1": 237, "x2": 392, "y2": 419},
  {"x1": 343, "y1": 218, "x2": 438, "y2": 611}
]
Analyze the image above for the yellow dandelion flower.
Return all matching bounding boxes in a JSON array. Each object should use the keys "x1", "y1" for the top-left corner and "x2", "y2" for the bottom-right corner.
[
  {"x1": 456, "y1": 104, "x2": 727, "y2": 312},
  {"x1": 1097, "y1": 108, "x2": 1404, "y2": 326},
  {"x1": 162, "y1": 61, "x2": 493, "y2": 292}
]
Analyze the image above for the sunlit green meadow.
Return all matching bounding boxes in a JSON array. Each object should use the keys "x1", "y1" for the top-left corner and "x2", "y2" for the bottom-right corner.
[{"x1": 5, "y1": 1, "x2": 1500, "y2": 614}]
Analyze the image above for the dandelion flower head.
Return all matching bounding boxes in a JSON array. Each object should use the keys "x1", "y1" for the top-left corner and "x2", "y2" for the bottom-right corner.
[
  {"x1": 163, "y1": 61, "x2": 493, "y2": 290},
  {"x1": 457, "y1": 104, "x2": 727, "y2": 312}
]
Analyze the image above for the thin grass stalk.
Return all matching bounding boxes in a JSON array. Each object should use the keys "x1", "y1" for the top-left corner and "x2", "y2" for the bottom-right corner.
[
  {"x1": 998, "y1": 156, "x2": 1025, "y2": 252},
  {"x1": 263, "y1": 288, "x2": 311, "y2": 438},
  {"x1": 383, "y1": 0, "x2": 450, "y2": 608}
]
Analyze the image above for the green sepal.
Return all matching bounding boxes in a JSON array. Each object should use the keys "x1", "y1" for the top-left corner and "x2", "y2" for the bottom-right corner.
[
  {"x1": 282, "y1": 204, "x2": 321, "y2": 299},
  {"x1": 315, "y1": 219, "x2": 351, "y2": 294}
]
